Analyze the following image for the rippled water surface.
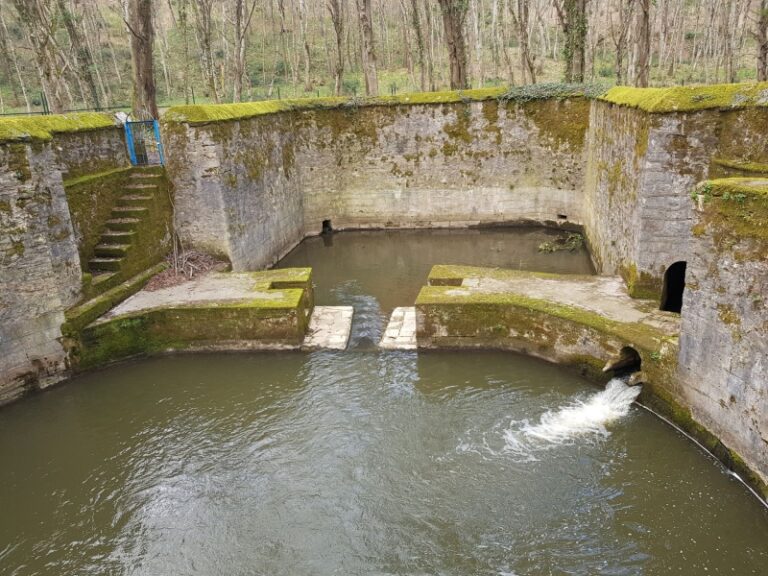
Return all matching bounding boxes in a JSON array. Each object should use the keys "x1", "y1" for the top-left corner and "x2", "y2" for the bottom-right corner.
[{"x1": 1, "y1": 229, "x2": 766, "y2": 575}]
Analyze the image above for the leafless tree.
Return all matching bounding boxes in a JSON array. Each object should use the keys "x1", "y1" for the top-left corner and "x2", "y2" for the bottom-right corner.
[
  {"x1": 126, "y1": 0, "x2": 158, "y2": 119},
  {"x1": 757, "y1": 0, "x2": 768, "y2": 81},
  {"x1": 355, "y1": 0, "x2": 379, "y2": 95},
  {"x1": 436, "y1": 0, "x2": 469, "y2": 89}
]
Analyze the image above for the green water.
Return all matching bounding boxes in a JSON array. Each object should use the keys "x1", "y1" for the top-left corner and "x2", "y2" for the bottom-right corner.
[{"x1": 1, "y1": 228, "x2": 766, "y2": 575}]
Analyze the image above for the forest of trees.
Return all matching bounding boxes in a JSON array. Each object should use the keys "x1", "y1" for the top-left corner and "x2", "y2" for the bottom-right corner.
[{"x1": 1, "y1": 0, "x2": 767, "y2": 117}]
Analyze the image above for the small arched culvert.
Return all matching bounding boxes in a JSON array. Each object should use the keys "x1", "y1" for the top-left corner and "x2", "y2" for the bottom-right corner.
[
  {"x1": 602, "y1": 346, "x2": 642, "y2": 376},
  {"x1": 660, "y1": 261, "x2": 687, "y2": 313}
]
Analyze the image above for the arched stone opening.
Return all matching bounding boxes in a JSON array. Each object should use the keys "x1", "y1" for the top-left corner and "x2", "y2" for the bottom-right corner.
[
  {"x1": 660, "y1": 261, "x2": 687, "y2": 313},
  {"x1": 603, "y1": 346, "x2": 642, "y2": 375}
]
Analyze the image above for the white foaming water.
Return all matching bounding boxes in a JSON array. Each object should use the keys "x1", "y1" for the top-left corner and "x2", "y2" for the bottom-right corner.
[{"x1": 504, "y1": 379, "x2": 641, "y2": 451}]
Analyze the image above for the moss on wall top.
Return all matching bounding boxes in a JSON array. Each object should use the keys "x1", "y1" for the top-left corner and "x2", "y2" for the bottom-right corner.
[
  {"x1": 416, "y1": 284, "x2": 665, "y2": 352},
  {"x1": 427, "y1": 264, "x2": 593, "y2": 284},
  {"x1": 712, "y1": 158, "x2": 768, "y2": 175},
  {"x1": 164, "y1": 89, "x2": 502, "y2": 124},
  {"x1": 0, "y1": 112, "x2": 118, "y2": 143},
  {"x1": 600, "y1": 82, "x2": 768, "y2": 113},
  {"x1": 694, "y1": 178, "x2": 768, "y2": 243},
  {"x1": 163, "y1": 84, "x2": 599, "y2": 125}
]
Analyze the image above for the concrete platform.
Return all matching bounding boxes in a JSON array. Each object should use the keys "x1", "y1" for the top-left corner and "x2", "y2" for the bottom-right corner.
[
  {"x1": 302, "y1": 306, "x2": 354, "y2": 350},
  {"x1": 416, "y1": 265, "x2": 681, "y2": 385},
  {"x1": 74, "y1": 269, "x2": 314, "y2": 370},
  {"x1": 101, "y1": 271, "x2": 306, "y2": 320},
  {"x1": 380, "y1": 307, "x2": 417, "y2": 350}
]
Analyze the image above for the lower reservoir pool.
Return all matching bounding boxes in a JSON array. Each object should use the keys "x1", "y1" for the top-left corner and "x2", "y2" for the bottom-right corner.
[{"x1": 1, "y1": 228, "x2": 766, "y2": 575}]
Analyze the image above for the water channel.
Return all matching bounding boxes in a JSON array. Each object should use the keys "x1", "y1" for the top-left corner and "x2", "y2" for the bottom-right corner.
[{"x1": 1, "y1": 228, "x2": 766, "y2": 575}]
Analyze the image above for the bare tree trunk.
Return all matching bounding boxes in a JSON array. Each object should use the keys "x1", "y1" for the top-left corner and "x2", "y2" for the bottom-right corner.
[
  {"x1": 355, "y1": 0, "x2": 378, "y2": 95},
  {"x1": 409, "y1": 0, "x2": 427, "y2": 90},
  {"x1": 233, "y1": 0, "x2": 257, "y2": 101},
  {"x1": 328, "y1": 0, "x2": 346, "y2": 95},
  {"x1": 437, "y1": 0, "x2": 469, "y2": 89},
  {"x1": 609, "y1": 0, "x2": 633, "y2": 85},
  {"x1": 0, "y1": 4, "x2": 30, "y2": 111},
  {"x1": 127, "y1": 0, "x2": 158, "y2": 119},
  {"x1": 297, "y1": 0, "x2": 313, "y2": 92},
  {"x1": 510, "y1": 0, "x2": 536, "y2": 84},
  {"x1": 634, "y1": 0, "x2": 650, "y2": 87},
  {"x1": 13, "y1": 0, "x2": 67, "y2": 112},
  {"x1": 555, "y1": 0, "x2": 588, "y2": 83},
  {"x1": 192, "y1": 0, "x2": 220, "y2": 103},
  {"x1": 57, "y1": 0, "x2": 101, "y2": 109},
  {"x1": 758, "y1": 0, "x2": 768, "y2": 81},
  {"x1": 424, "y1": 0, "x2": 436, "y2": 90}
]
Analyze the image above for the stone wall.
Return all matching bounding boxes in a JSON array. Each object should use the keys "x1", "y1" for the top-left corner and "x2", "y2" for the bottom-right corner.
[
  {"x1": 584, "y1": 86, "x2": 768, "y2": 300},
  {"x1": 163, "y1": 94, "x2": 589, "y2": 270},
  {"x1": 55, "y1": 126, "x2": 129, "y2": 180},
  {"x1": 583, "y1": 102, "x2": 717, "y2": 298},
  {"x1": 678, "y1": 179, "x2": 768, "y2": 494},
  {"x1": 0, "y1": 114, "x2": 129, "y2": 405},
  {"x1": 0, "y1": 142, "x2": 82, "y2": 404}
]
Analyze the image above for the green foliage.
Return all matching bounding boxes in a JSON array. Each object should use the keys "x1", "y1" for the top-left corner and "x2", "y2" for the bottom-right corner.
[
  {"x1": 499, "y1": 82, "x2": 607, "y2": 103},
  {"x1": 538, "y1": 232, "x2": 585, "y2": 253}
]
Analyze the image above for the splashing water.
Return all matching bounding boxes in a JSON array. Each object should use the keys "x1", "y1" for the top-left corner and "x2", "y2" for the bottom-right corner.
[{"x1": 504, "y1": 379, "x2": 642, "y2": 451}]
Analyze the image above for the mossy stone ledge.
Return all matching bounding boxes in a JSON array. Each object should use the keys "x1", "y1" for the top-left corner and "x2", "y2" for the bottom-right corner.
[
  {"x1": 600, "y1": 82, "x2": 768, "y2": 113},
  {"x1": 0, "y1": 112, "x2": 118, "y2": 143},
  {"x1": 70, "y1": 268, "x2": 315, "y2": 371},
  {"x1": 162, "y1": 84, "x2": 599, "y2": 125},
  {"x1": 416, "y1": 265, "x2": 678, "y2": 383}
]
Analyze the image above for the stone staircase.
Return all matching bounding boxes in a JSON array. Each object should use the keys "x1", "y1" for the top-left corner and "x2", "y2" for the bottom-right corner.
[{"x1": 88, "y1": 169, "x2": 163, "y2": 287}]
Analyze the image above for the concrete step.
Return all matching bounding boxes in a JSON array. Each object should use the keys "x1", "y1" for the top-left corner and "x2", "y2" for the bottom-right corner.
[
  {"x1": 94, "y1": 243, "x2": 131, "y2": 257},
  {"x1": 91, "y1": 272, "x2": 116, "y2": 286},
  {"x1": 131, "y1": 172, "x2": 162, "y2": 179},
  {"x1": 117, "y1": 194, "x2": 153, "y2": 207},
  {"x1": 101, "y1": 229, "x2": 137, "y2": 241},
  {"x1": 105, "y1": 218, "x2": 141, "y2": 231},
  {"x1": 380, "y1": 307, "x2": 417, "y2": 350},
  {"x1": 125, "y1": 183, "x2": 158, "y2": 190},
  {"x1": 112, "y1": 206, "x2": 149, "y2": 218},
  {"x1": 302, "y1": 306, "x2": 354, "y2": 351},
  {"x1": 89, "y1": 257, "x2": 123, "y2": 272}
]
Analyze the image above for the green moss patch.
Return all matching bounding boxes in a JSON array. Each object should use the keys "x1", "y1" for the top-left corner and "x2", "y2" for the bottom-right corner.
[
  {"x1": 600, "y1": 82, "x2": 768, "y2": 113},
  {"x1": 620, "y1": 262, "x2": 663, "y2": 300},
  {"x1": 164, "y1": 84, "x2": 604, "y2": 126},
  {"x1": 711, "y1": 158, "x2": 768, "y2": 175},
  {"x1": 428, "y1": 264, "x2": 594, "y2": 285},
  {"x1": 693, "y1": 178, "x2": 768, "y2": 255},
  {"x1": 0, "y1": 112, "x2": 117, "y2": 143},
  {"x1": 68, "y1": 268, "x2": 314, "y2": 370},
  {"x1": 63, "y1": 263, "x2": 167, "y2": 336},
  {"x1": 416, "y1": 285, "x2": 664, "y2": 351},
  {"x1": 165, "y1": 88, "x2": 504, "y2": 124}
]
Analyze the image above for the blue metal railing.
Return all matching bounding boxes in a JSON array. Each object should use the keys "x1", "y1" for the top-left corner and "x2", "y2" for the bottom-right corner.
[{"x1": 125, "y1": 120, "x2": 164, "y2": 166}]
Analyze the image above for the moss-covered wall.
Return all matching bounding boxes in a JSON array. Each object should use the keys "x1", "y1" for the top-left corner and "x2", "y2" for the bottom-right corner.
[
  {"x1": 64, "y1": 167, "x2": 133, "y2": 267},
  {"x1": 163, "y1": 91, "x2": 590, "y2": 270},
  {"x1": 0, "y1": 115, "x2": 132, "y2": 406},
  {"x1": 64, "y1": 166, "x2": 173, "y2": 300},
  {"x1": 678, "y1": 178, "x2": 768, "y2": 496},
  {"x1": 0, "y1": 141, "x2": 82, "y2": 405},
  {"x1": 584, "y1": 90, "x2": 767, "y2": 300},
  {"x1": 69, "y1": 269, "x2": 315, "y2": 370},
  {"x1": 54, "y1": 127, "x2": 130, "y2": 180}
]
